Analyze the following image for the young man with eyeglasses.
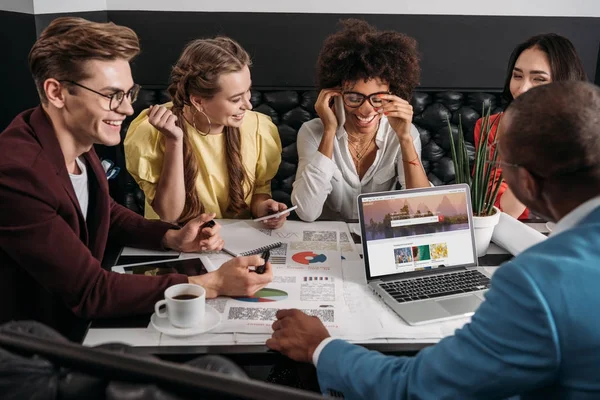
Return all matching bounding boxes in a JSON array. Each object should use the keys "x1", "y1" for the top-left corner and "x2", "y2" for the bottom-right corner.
[
  {"x1": 290, "y1": 20, "x2": 430, "y2": 223},
  {"x1": 0, "y1": 17, "x2": 273, "y2": 340}
]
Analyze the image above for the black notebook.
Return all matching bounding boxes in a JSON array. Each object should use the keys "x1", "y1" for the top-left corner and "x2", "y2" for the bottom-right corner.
[{"x1": 219, "y1": 221, "x2": 282, "y2": 256}]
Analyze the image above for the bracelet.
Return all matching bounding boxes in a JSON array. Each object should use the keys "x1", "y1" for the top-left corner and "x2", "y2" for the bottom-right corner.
[{"x1": 402, "y1": 155, "x2": 420, "y2": 167}]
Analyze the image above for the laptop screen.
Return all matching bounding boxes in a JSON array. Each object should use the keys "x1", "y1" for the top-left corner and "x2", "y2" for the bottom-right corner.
[{"x1": 358, "y1": 184, "x2": 477, "y2": 279}]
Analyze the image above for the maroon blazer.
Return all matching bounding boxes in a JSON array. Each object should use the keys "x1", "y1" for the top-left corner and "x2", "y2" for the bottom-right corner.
[{"x1": 0, "y1": 107, "x2": 187, "y2": 339}]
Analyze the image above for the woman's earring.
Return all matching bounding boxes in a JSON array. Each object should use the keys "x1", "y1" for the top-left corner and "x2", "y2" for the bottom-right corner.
[{"x1": 193, "y1": 106, "x2": 211, "y2": 136}]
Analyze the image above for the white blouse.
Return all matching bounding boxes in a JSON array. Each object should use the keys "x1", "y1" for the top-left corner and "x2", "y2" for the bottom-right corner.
[{"x1": 291, "y1": 116, "x2": 423, "y2": 221}]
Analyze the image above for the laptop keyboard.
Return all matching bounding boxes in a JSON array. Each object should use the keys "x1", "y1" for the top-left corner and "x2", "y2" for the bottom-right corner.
[{"x1": 379, "y1": 270, "x2": 491, "y2": 303}]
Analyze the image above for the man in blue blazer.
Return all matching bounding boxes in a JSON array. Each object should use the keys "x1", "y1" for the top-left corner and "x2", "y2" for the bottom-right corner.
[{"x1": 266, "y1": 81, "x2": 600, "y2": 399}]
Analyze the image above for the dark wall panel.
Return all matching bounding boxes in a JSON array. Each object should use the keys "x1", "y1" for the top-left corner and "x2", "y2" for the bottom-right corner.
[
  {"x1": 0, "y1": 11, "x2": 38, "y2": 131},
  {"x1": 2, "y1": 10, "x2": 598, "y2": 131},
  {"x1": 34, "y1": 11, "x2": 108, "y2": 35},
  {"x1": 108, "y1": 11, "x2": 599, "y2": 90},
  {"x1": 0, "y1": 11, "x2": 108, "y2": 131}
]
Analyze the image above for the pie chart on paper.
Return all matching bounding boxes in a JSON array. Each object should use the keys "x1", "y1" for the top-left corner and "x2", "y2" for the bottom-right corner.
[
  {"x1": 292, "y1": 251, "x2": 327, "y2": 265},
  {"x1": 233, "y1": 288, "x2": 288, "y2": 302}
]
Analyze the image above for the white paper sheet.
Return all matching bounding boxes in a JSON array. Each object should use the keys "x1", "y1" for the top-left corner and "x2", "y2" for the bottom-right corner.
[
  {"x1": 209, "y1": 249, "x2": 345, "y2": 334},
  {"x1": 492, "y1": 212, "x2": 547, "y2": 256}
]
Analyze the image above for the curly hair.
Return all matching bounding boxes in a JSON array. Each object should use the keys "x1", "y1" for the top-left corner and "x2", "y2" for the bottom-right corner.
[
  {"x1": 168, "y1": 37, "x2": 251, "y2": 223},
  {"x1": 317, "y1": 19, "x2": 420, "y2": 100}
]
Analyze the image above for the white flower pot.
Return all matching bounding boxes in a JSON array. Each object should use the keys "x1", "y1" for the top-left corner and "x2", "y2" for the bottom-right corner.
[{"x1": 472, "y1": 207, "x2": 501, "y2": 257}]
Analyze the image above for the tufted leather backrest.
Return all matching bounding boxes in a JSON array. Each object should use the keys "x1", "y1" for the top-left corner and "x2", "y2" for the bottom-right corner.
[{"x1": 95, "y1": 88, "x2": 504, "y2": 215}]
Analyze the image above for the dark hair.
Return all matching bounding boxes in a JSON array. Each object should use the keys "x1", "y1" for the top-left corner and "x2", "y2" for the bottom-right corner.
[
  {"x1": 168, "y1": 37, "x2": 251, "y2": 223},
  {"x1": 316, "y1": 19, "x2": 420, "y2": 100},
  {"x1": 503, "y1": 81, "x2": 600, "y2": 187},
  {"x1": 29, "y1": 17, "x2": 140, "y2": 103},
  {"x1": 501, "y1": 33, "x2": 587, "y2": 104}
]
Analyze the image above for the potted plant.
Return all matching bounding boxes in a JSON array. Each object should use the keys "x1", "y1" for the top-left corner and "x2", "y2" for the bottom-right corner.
[{"x1": 447, "y1": 106, "x2": 503, "y2": 256}]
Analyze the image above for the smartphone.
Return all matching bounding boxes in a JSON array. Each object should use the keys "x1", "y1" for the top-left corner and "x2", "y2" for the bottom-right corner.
[
  {"x1": 253, "y1": 205, "x2": 298, "y2": 222},
  {"x1": 333, "y1": 96, "x2": 346, "y2": 128}
]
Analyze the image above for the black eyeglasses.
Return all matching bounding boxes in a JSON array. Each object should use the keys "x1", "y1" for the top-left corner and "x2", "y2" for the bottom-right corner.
[
  {"x1": 60, "y1": 80, "x2": 141, "y2": 111},
  {"x1": 342, "y1": 91, "x2": 391, "y2": 108}
]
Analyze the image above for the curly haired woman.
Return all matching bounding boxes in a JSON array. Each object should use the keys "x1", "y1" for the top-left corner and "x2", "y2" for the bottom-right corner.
[
  {"x1": 291, "y1": 19, "x2": 430, "y2": 222},
  {"x1": 124, "y1": 37, "x2": 288, "y2": 228}
]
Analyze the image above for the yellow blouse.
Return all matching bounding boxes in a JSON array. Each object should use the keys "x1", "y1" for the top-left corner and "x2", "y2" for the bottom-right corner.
[{"x1": 124, "y1": 103, "x2": 282, "y2": 219}]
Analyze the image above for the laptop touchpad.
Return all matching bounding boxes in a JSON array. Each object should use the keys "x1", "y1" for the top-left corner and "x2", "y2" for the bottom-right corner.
[{"x1": 437, "y1": 295, "x2": 482, "y2": 316}]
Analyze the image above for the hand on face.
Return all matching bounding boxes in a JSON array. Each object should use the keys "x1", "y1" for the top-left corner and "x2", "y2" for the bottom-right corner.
[
  {"x1": 266, "y1": 309, "x2": 331, "y2": 363},
  {"x1": 377, "y1": 94, "x2": 413, "y2": 140},
  {"x1": 315, "y1": 89, "x2": 343, "y2": 134},
  {"x1": 169, "y1": 213, "x2": 224, "y2": 252},
  {"x1": 148, "y1": 104, "x2": 184, "y2": 141},
  {"x1": 256, "y1": 199, "x2": 288, "y2": 229},
  {"x1": 195, "y1": 255, "x2": 273, "y2": 298}
]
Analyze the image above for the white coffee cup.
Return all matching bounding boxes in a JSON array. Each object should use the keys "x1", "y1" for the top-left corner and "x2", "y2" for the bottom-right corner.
[{"x1": 154, "y1": 283, "x2": 206, "y2": 328}]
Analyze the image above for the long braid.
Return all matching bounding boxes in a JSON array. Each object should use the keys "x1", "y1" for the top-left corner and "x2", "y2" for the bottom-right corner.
[
  {"x1": 168, "y1": 68, "x2": 202, "y2": 223},
  {"x1": 224, "y1": 125, "x2": 249, "y2": 215}
]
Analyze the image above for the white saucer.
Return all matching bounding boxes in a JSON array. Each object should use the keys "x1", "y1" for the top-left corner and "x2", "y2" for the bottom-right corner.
[{"x1": 150, "y1": 305, "x2": 221, "y2": 337}]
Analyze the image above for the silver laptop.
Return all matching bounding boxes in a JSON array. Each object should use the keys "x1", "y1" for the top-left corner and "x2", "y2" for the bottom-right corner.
[{"x1": 357, "y1": 184, "x2": 491, "y2": 325}]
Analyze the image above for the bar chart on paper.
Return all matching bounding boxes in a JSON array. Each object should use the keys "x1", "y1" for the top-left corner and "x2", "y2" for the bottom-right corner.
[{"x1": 233, "y1": 288, "x2": 289, "y2": 303}]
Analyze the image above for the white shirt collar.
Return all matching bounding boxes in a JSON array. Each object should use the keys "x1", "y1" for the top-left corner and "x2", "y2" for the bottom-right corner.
[
  {"x1": 336, "y1": 116, "x2": 387, "y2": 146},
  {"x1": 551, "y1": 196, "x2": 600, "y2": 236}
]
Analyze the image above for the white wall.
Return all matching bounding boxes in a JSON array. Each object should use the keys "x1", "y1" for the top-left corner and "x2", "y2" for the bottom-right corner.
[
  {"x1": 32, "y1": 0, "x2": 106, "y2": 14},
  {"x1": 1, "y1": 0, "x2": 34, "y2": 14},
  {"x1": 5, "y1": 0, "x2": 599, "y2": 17},
  {"x1": 105, "y1": 0, "x2": 600, "y2": 17}
]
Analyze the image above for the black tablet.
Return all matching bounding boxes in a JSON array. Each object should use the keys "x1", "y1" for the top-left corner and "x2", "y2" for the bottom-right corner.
[{"x1": 123, "y1": 258, "x2": 208, "y2": 276}]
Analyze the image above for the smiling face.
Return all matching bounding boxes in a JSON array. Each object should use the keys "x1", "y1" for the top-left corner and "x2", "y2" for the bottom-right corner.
[
  {"x1": 194, "y1": 65, "x2": 253, "y2": 131},
  {"x1": 510, "y1": 47, "x2": 552, "y2": 100},
  {"x1": 342, "y1": 78, "x2": 389, "y2": 135},
  {"x1": 60, "y1": 58, "x2": 135, "y2": 147}
]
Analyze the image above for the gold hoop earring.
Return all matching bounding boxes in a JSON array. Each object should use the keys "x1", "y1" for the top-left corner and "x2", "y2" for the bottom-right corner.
[{"x1": 192, "y1": 106, "x2": 211, "y2": 136}]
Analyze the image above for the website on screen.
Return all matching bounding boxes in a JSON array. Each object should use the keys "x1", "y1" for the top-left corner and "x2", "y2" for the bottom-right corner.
[{"x1": 361, "y1": 188, "x2": 475, "y2": 277}]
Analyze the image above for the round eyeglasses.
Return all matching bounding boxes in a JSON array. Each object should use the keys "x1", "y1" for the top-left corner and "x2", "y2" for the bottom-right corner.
[
  {"x1": 342, "y1": 91, "x2": 391, "y2": 108},
  {"x1": 60, "y1": 80, "x2": 141, "y2": 111}
]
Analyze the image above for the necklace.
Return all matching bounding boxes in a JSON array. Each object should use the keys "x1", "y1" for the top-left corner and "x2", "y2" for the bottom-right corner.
[{"x1": 347, "y1": 130, "x2": 377, "y2": 160}]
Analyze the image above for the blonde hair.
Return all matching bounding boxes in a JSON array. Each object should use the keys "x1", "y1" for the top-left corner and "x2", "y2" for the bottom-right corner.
[{"x1": 168, "y1": 37, "x2": 252, "y2": 223}]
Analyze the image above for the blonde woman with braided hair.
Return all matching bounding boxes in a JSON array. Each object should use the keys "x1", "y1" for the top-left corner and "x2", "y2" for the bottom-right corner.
[{"x1": 125, "y1": 37, "x2": 286, "y2": 227}]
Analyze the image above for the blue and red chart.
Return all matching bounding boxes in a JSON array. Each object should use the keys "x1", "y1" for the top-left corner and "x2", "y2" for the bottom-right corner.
[{"x1": 292, "y1": 251, "x2": 327, "y2": 265}]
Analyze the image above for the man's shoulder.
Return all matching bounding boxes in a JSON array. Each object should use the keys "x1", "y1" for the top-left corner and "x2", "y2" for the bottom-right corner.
[
  {"x1": 0, "y1": 109, "x2": 46, "y2": 171},
  {"x1": 507, "y1": 219, "x2": 600, "y2": 289}
]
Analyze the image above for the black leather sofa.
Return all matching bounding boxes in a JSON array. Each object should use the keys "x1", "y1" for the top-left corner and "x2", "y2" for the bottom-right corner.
[{"x1": 96, "y1": 88, "x2": 505, "y2": 215}]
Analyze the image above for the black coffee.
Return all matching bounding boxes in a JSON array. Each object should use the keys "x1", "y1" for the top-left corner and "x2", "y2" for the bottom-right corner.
[{"x1": 173, "y1": 294, "x2": 198, "y2": 300}]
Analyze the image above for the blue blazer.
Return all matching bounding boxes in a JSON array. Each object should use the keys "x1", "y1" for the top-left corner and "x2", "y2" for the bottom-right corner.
[{"x1": 317, "y1": 206, "x2": 600, "y2": 399}]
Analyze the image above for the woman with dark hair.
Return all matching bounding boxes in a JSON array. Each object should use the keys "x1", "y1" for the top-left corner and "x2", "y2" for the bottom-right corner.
[
  {"x1": 124, "y1": 37, "x2": 287, "y2": 228},
  {"x1": 475, "y1": 33, "x2": 587, "y2": 219},
  {"x1": 291, "y1": 19, "x2": 430, "y2": 222}
]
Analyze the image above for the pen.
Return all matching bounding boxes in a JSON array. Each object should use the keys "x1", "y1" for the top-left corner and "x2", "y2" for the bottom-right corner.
[{"x1": 255, "y1": 250, "x2": 270, "y2": 274}]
